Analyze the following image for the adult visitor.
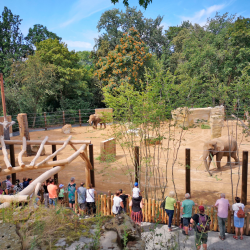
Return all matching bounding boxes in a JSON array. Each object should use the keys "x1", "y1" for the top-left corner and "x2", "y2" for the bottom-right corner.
[
  {"x1": 5, "y1": 175, "x2": 14, "y2": 194},
  {"x1": 86, "y1": 183, "x2": 97, "y2": 215},
  {"x1": 68, "y1": 177, "x2": 77, "y2": 209},
  {"x1": 77, "y1": 182, "x2": 87, "y2": 215},
  {"x1": 22, "y1": 177, "x2": 29, "y2": 189},
  {"x1": 181, "y1": 193, "x2": 196, "y2": 235},
  {"x1": 119, "y1": 189, "x2": 130, "y2": 212},
  {"x1": 14, "y1": 179, "x2": 23, "y2": 194},
  {"x1": 43, "y1": 180, "x2": 50, "y2": 207},
  {"x1": 112, "y1": 190, "x2": 124, "y2": 215},
  {"x1": 214, "y1": 193, "x2": 230, "y2": 241},
  {"x1": 232, "y1": 197, "x2": 245, "y2": 240},
  {"x1": 47, "y1": 179, "x2": 58, "y2": 208},
  {"x1": 165, "y1": 191, "x2": 178, "y2": 232},
  {"x1": 190, "y1": 205, "x2": 210, "y2": 250},
  {"x1": 129, "y1": 195, "x2": 143, "y2": 225}
]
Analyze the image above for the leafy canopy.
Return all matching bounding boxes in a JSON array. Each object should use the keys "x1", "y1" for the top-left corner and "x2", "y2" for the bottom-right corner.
[{"x1": 111, "y1": 0, "x2": 152, "y2": 9}]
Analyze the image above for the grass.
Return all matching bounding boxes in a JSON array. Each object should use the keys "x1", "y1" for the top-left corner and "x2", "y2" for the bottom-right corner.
[{"x1": 201, "y1": 124, "x2": 211, "y2": 129}]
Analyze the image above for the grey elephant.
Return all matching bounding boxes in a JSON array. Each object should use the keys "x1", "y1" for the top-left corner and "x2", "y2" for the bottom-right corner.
[
  {"x1": 203, "y1": 136, "x2": 239, "y2": 176},
  {"x1": 87, "y1": 114, "x2": 106, "y2": 129}
]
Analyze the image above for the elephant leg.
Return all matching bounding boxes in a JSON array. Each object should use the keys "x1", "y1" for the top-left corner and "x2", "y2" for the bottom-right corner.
[
  {"x1": 232, "y1": 151, "x2": 239, "y2": 165},
  {"x1": 104, "y1": 123, "x2": 106, "y2": 129},
  {"x1": 216, "y1": 154, "x2": 222, "y2": 169},
  {"x1": 100, "y1": 123, "x2": 102, "y2": 129},
  {"x1": 226, "y1": 156, "x2": 231, "y2": 166}
]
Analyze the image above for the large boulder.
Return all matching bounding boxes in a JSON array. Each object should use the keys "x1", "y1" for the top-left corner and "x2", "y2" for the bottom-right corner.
[{"x1": 62, "y1": 124, "x2": 72, "y2": 134}]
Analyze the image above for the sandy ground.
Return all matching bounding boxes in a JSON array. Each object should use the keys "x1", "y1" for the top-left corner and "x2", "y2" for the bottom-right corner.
[{"x1": 0, "y1": 121, "x2": 249, "y2": 208}]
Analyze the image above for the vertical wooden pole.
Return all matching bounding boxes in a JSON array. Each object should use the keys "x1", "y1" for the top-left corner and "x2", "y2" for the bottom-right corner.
[
  {"x1": 173, "y1": 203, "x2": 177, "y2": 225},
  {"x1": 144, "y1": 199, "x2": 148, "y2": 222},
  {"x1": 79, "y1": 109, "x2": 82, "y2": 127},
  {"x1": 246, "y1": 212, "x2": 250, "y2": 236},
  {"x1": 97, "y1": 194, "x2": 101, "y2": 214},
  {"x1": 63, "y1": 111, "x2": 65, "y2": 126},
  {"x1": 152, "y1": 199, "x2": 155, "y2": 223},
  {"x1": 52, "y1": 145, "x2": 58, "y2": 184},
  {"x1": 107, "y1": 195, "x2": 110, "y2": 215},
  {"x1": 176, "y1": 202, "x2": 180, "y2": 226},
  {"x1": 104, "y1": 194, "x2": 107, "y2": 216},
  {"x1": 101, "y1": 195, "x2": 103, "y2": 216},
  {"x1": 9, "y1": 144, "x2": 16, "y2": 184},
  {"x1": 134, "y1": 146, "x2": 139, "y2": 183},
  {"x1": 161, "y1": 204, "x2": 164, "y2": 224},
  {"x1": 111, "y1": 195, "x2": 114, "y2": 216},
  {"x1": 185, "y1": 148, "x2": 191, "y2": 194},
  {"x1": 142, "y1": 198, "x2": 145, "y2": 221},
  {"x1": 89, "y1": 144, "x2": 95, "y2": 187},
  {"x1": 227, "y1": 208, "x2": 231, "y2": 233},
  {"x1": 44, "y1": 112, "x2": 47, "y2": 131},
  {"x1": 241, "y1": 151, "x2": 248, "y2": 205},
  {"x1": 148, "y1": 198, "x2": 152, "y2": 222}
]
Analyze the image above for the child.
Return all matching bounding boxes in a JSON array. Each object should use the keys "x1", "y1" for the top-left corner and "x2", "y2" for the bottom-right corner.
[
  {"x1": 132, "y1": 182, "x2": 141, "y2": 198},
  {"x1": 58, "y1": 184, "x2": 65, "y2": 204}
]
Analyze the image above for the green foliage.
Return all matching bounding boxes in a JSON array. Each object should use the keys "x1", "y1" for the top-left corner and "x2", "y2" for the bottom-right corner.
[
  {"x1": 201, "y1": 124, "x2": 211, "y2": 129},
  {"x1": 111, "y1": 0, "x2": 153, "y2": 9}
]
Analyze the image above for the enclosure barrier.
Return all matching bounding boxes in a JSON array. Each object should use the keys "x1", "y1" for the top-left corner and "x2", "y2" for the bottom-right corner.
[{"x1": 86, "y1": 194, "x2": 250, "y2": 236}]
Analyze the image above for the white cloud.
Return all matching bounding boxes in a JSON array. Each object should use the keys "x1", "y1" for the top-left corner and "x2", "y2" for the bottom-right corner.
[
  {"x1": 61, "y1": 0, "x2": 112, "y2": 27},
  {"x1": 180, "y1": 4, "x2": 226, "y2": 26},
  {"x1": 64, "y1": 40, "x2": 93, "y2": 50},
  {"x1": 161, "y1": 21, "x2": 170, "y2": 31}
]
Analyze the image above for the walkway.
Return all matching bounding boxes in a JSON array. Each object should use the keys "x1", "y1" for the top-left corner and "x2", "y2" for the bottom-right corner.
[{"x1": 141, "y1": 222, "x2": 250, "y2": 250}]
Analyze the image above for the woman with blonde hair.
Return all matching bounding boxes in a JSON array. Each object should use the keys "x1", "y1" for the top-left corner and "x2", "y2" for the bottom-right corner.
[{"x1": 165, "y1": 191, "x2": 178, "y2": 232}]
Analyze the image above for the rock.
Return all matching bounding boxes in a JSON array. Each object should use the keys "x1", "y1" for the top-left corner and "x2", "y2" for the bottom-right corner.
[
  {"x1": 55, "y1": 238, "x2": 67, "y2": 247},
  {"x1": 100, "y1": 230, "x2": 120, "y2": 250},
  {"x1": 0, "y1": 223, "x2": 22, "y2": 250},
  {"x1": 62, "y1": 124, "x2": 72, "y2": 134},
  {"x1": 31, "y1": 145, "x2": 45, "y2": 156},
  {"x1": 65, "y1": 241, "x2": 86, "y2": 250}
]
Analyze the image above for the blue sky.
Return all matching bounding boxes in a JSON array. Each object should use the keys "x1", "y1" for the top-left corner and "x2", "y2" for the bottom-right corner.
[{"x1": 0, "y1": 0, "x2": 249, "y2": 51}]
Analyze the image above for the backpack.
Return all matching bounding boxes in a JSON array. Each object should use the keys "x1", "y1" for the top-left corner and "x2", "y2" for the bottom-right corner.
[
  {"x1": 196, "y1": 214, "x2": 210, "y2": 233},
  {"x1": 160, "y1": 196, "x2": 168, "y2": 209},
  {"x1": 237, "y1": 207, "x2": 245, "y2": 218}
]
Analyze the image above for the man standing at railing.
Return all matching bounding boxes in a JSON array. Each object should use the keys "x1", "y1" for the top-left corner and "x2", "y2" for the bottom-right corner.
[{"x1": 213, "y1": 193, "x2": 230, "y2": 241}]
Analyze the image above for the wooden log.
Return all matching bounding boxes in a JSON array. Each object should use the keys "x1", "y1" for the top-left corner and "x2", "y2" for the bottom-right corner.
[
  {"x1": 144, "y1": 199, "x2": 148, "y2": 222},
  {"x1": 30, "y1": 136, "x2": 49, "y2": 166},
  {"x1": 32, "y1": 182, "x2": 41, "y2": 200},
  {"x1": 4, "y1": 139, "x2": 91, "y2": 145},
  {"x1": 101, "y1": 195, "x2": 103, "y2": 216},
  {"x1": 246, "y1": 212, "x2": 250, "y2": 236},
  {"x1": 0, "y1": 136, "x2": 12, "y2": 169},
  {"x1": 89, "y1": 144, "x2": 95, "y2": 187},
  {"x1": 134, "y1": 146, "x2": 139, "y2": 183},
  {"x1": 161, "y1": 203, "x2": 164, "y2": 224},
  {"x1": 142, "y1": 198, "x2": 145, "y2": 221},
  {"x1": 18, "y1": 137, "x2": 26, "y2": 168},
  {"x1": 64, "y1": 192, "x2": 69, "y2": 207},
  {"x1": 177, "y1": 202, "x2": 180, "y2": 226},
  {"x1": 107, "y1": 196, "x2": 110, "y2": 215},
  {"x1": 70, "y1": 144, "x2": 92, "y2": 170},
  {"x1": 232, "y1": 211, "x2": 235, "y2": 234},
  {"x1": 227, "y1": 208, "x2": 231, "y2": 233},
  {"x1": 0, "y1": 195, "x2": 30, "y2": 203},
  {"x1": 9, "y1": 144, "x2": 16, "y2": 184},
  {"x1": 241, "y1": 151, "x2": 248, "y2": 205},
  {"x1": 185, "y1": 148, "x2": 191, "y2": 194},
  {"x1": 214, "y1": 214, "x2": 218, "y2": 231},
  {"x1": 173, "y1": 203, "x2": 177, "y2": 225},
  {"x1": 155, "y1": 200, "x2": 159, "y2": 223},
  {"x1": 97, "y1": 194, "x2": 101, "y2": 214},
  {"x1": 148, "y1": 198, "x2": 152, "y2": 222},
  {"x1": 36, "y1": 136, "x2": 72, "y2": 167},
  {"x1": 104, "y1": 194, "x2": 107, "y2": 216},
  {"x1": 152, "y1": 199, "x2": 155, "y2": 223}
]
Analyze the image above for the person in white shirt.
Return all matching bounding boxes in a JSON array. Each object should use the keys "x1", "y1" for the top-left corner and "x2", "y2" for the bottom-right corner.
[
  {"x1": 86, "y1": 184, "x2": 97, "y2": 215},
  {"x1": 232, "y1": 197, "x2": 245, "y2": 240},
  {"x1": 112, "y1": 191, "x2": 124, "y2": 215},
  {"x1": 132, "y1": 182, "x2": 141, "y2": 198}
]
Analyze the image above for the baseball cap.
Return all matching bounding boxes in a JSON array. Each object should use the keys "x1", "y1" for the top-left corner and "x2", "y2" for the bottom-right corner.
[
  {"x1": 59, "y1": 184, "x2": 64, "y2": 188},
  {"x1": 27, "y1": 178, "x2": 32, "y2": 182},
  {"x1": 198, "y1": 205, "x2": 204, "y2": 212},
  {"x1": 119, "y1": 189, "x2": 122, "y2": 193},
  {"x1": 134, "y1": 182, "x2": 138, "y2": 187}
]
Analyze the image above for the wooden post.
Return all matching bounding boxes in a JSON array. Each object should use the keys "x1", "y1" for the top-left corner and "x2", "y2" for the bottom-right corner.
[
  {"x1": 177, "y1": 202, "x2": 180, "y2": 226},
  {"x1": 152, "y1": 199, "x2": 155, "y2": 223},
  {"x1": 97, "y1": 194, "x2": 101, "y2": 214},
  {"x1": 63, "y1": 111, "x2": 65, "y2": 126},
  {"x1": 9, "y1": 144, "x2": 16, "y2": 184},
  {"x1": 173, "y1": 203, "x2": 177, "y2": 225},
  {"x1": 161, "y1": 204, "x2": 164, "y2": 224},
  {"x1": 103, "y1": 194, "x2": 107, "y2": 216},
  {"x1": 17, "y1": 113, "x2": 32, "y2": 156},
  {"x1": 148, "y1": 198, "x2": 152, "y2": 222},
  {"x1": 214, "y1": 214, "x2": 218, "y2": 231},
  {"x1": 64, "y1": 192, "x2": 69, "y2": 207},
  {"x1": 210, "y1": 207, "x2": 214, "y2": 231},
  {"x1": 52, "y1": 145, "x2": 58, "y2": 184},
  {"x1": 89, "y1": 144, "x2": 95, "y2": 187},
  {"x1": 232, "y1": 211, "x2": 235, "y2": 234},
  {"x1": 107, "y1": 195, "x2": 110, "y2": 215},
  {"x1": 241, "y1": 151, "x2": 248, "y2": 205},
  {"x1": 75, "y1": 190, "x2": 78, "y2": 214},
  {"x1": 111, "y1": 195, "x2": 114, "y2": 216},
  {"x1": 44, "y1": 112, "x2": 47, "y2": 131},
  {"x1": 185, "y1": 148, "x2": 191, "y2": 194},
  {"x1": 101, "y1": 195, "x2": 103, "y2": 216},
  {"x1": 246, "y1": 212, "x2": 250, "y2": 236},
  {"x1": 79, "y1": 109, "x2": 82, "y2": 127},
  {"x1": 134, "y1": 146, "x2": 139, "y2": 183},
  {"x1": 142, "y1": 198, "x2": 145, "y2": 221},
  {"x1": 227, "y1": 208, "x2": 231, "y2": 233}
]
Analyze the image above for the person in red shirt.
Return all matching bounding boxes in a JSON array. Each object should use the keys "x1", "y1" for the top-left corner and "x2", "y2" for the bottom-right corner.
[{"x1": 47, "y1": 179, "x2": 58, "y2": 208}]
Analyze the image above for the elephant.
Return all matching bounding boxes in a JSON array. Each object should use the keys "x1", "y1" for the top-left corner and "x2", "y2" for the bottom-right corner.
[
  {"x1": 203, "y1": 136, "x2": 239, "y2": 176},
  {"x1": 87, "y1": 114, "x2": 106, "y2": 129}
]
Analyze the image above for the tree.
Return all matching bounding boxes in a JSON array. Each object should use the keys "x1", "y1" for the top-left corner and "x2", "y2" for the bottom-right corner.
[
  {"x1": 95, "y1": 28, "x2": 152, "y2": 90},
  {"x1": 111, "y1": 0, "x2": 152, "y2": 9},
  {"x1": 0, "y1": 7, "x2": 28, "y2": 75},
  {"x1": 94, "y1": 7, "x2": 167, "y2": 59},
  {"x1": 25, "y1": 24, "x2": 61, "y2": 51}
]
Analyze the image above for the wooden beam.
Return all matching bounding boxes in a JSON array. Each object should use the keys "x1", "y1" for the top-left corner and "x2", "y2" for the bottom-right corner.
[
  {"x1": 30, "y1": 136, "x2": 48, "y2": 167},
  {"x1": 4, "y1": 139, "x2": 91, "y2": 145},
  {"x1": 0, "y1": 195, "x2": 30, "y2": 203},
  {"x1": 18, "y1": 137, "x2": 26, "y2": 168},
  {"x1": 0, "y1": 136, "x2": 12, "y2": 169}
]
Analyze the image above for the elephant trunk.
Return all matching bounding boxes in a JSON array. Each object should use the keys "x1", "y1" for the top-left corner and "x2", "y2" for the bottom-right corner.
[{"x1": 203, "y1": 150, "x2": 212, "y2": 176}]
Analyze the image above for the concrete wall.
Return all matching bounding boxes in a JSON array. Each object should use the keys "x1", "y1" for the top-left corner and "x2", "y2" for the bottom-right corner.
[{"x1": 100, "y1": 138, "x2": 116, "y2": 161}]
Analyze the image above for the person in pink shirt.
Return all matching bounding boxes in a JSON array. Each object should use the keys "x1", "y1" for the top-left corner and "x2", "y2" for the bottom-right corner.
[{"x1": 213, "y1": 193, "x2": 230, "y2": 241}]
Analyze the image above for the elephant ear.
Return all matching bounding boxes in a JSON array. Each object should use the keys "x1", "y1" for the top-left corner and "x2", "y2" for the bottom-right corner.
[
  {"x1": 204, "y1": 141, "x2": 215, "y2": 150},
  {"x1": 215, "y1": 141, "x2": 224, "y2": 151}
]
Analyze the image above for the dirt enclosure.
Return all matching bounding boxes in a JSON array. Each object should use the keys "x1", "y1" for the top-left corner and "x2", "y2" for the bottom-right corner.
[{"x1": 1, "y1": 121, "x2": 250, "y2": 209}]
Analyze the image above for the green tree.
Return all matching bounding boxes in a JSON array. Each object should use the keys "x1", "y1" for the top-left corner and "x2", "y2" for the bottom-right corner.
[
  {"x1": 111, "y1": 0, "x2": 152, "y2": 9},
  {"x1": 25, "y1": 24, "x2": 61, "y2": 51},
  {"x1": 0, "y1": 7, "x2": 28, "y2": 75}
]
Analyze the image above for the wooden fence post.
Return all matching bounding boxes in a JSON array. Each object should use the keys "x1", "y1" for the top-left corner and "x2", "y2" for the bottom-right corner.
[
  {"x1": 89, "y1": 144, "x2": 95, "y2": 187},
  {"x1": 227, "y1": 208, "x2": 231, "y2": 233},
  {"x1": 104, "y1": 194, "x2": 107, "y2": 216},
  {"x1": 9, "y1": 144, "x2": 16, "y2": 184},
  {"x1": 210, "y1": 206, "x2": 214, "y2": 231},
  {"x1": 176, "y1": 202, "x2": 180, "y2": 226},
  {"x1": 52, "y1": 145, "x2": 58, "y2": 184},
  {"x1": 134, "y1": 146, "x2": 139, "y2": 183},
  {"x1": 63, "y1": 111, "x2": 65, "y2": 126},
  {"x1": 79, "y1": 109, "x2": 82, "y2": 127},
  {"x1": 152, "y1": 199, "x2": 155, "y2": 223},
  {"x1": 185, "y1": 148, "x2": 191, "y2": 194},
  {"x1": 101, "y1": 195, "x2": 103, "y2": 216},
  {"x1": 44, "y1": 112, "x2": 47, "y2": 131},
  {"x1": 246, "y1": 212, "x2": 250, "y2": 236},
  {"x1": 107, "y1": 195, "x2": 110, "y2": 215},
  {"x1": 97, "y1": 194, "x2": 101, "y2": 214},
  {"x1": 241, "y1": 151, "x2": 248, "y2": 205},
  {"x1": 144, "y1": 198, "x2": 147, "y2": 222}
]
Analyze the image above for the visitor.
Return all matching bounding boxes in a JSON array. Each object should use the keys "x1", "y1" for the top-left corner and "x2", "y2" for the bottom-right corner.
[
  {"x1": 47, "y1": 179, "x2": 58, "y2": 208},
  {"x1": 43, "y1": 180, "x2": 50, "y2": 208},
  {"x1": 232, "y1": 197, "x2": 245, "y2": 240},
  {"x1": 68, "y1": 177, "x2": 77, "y2": 209},
  {"x1": 28, "y1": 178, "x2": 33, "y2": 185},
  {"x1": 190, "y1": 205, "x2": 210, "y2": 250},
  {"x1": 14, "y1": 179, "x2": 23, "y2": 194},
  {"x1": 8, "y1": 188, "x2": 14, "y2": 195},
  {"x1": 6, "y1": 175, "x2": 14, "y2": 193},
  {"x1": 129, "y1": 193, "x2": 143, "y2": 226},
  {"x1": 112, "y1": 190, "x2": 124, "y2": 215},
  {"x1": 165, "y1": 191, "x2": 177, "y2": 232},
  {"x1": 132, "y1": 182, "x2": 141, "y2": 198},
  {"x1": 58, "y1": 184, "x2": 65, "y2": 205},
  {"x1": 77, "y1": 182, "x2": 87, "y2": 216},
  {"x1": 119, "y1": 189, "x2": 130, "y2": 213},
  {"x1": 181, "y1": 193, "x2": 197, "y2": 235},
  {"x1": 22, "y1": 177, "x2": 29, "y2": 189},
  {"x1": 86, "y1": 183, "x2": 97, "y2": 215},
  {"x1": 214, "y1": 193, "x2": 230, "y2": 241}
]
